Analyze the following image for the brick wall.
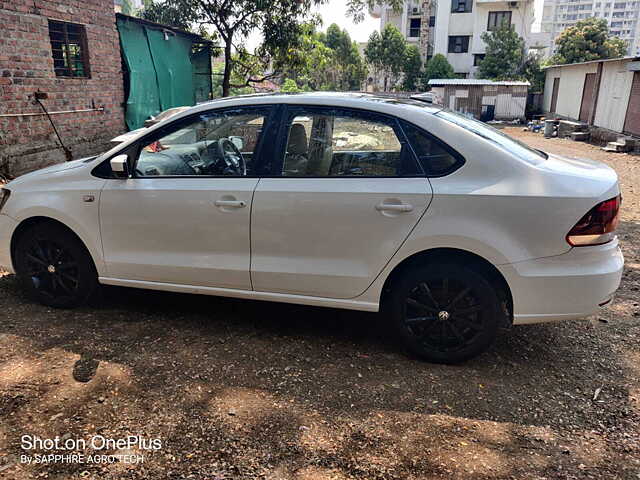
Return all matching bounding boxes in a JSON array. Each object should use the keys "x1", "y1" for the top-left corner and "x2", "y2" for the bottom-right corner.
[{"x1": 0, "y1": 0, "x2": 125, "y2": 176}]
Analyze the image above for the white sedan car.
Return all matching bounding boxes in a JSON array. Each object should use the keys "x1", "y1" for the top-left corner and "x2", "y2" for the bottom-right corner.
[{"x1": 0, "y1": 93, "x2": 623, "y2": 363}]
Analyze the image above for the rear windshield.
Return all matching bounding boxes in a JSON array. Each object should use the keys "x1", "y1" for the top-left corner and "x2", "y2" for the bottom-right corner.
[{"x1": 435, "y1": 110, "x2": 548, "y2": 164}]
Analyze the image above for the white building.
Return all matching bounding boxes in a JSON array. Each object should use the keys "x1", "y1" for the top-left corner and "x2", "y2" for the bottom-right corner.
[
  {"x1": 370, "y1": 0, "x2": 535, "y2": 78},
  {"x1": 541, "y1": 0, "x2": 640, "y2": 56}
]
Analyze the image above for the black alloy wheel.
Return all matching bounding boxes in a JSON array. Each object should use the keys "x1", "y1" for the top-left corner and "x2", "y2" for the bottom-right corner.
[{"x1": 390, "y1": 263, "x2": 500, "y2": 363}]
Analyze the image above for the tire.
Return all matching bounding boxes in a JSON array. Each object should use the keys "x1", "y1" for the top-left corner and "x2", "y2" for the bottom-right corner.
[
  {"x1": 388, "y1": 262, "x2": 500, "y2": 364},
  {"x1": 13, "y1": 222, "x2": 98, "y2": 308}
]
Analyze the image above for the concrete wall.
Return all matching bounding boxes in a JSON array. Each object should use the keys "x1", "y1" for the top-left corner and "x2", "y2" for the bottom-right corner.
[
  {"x1": 0, "y1": 0, "x2": 126, "y2": 176},
  {"x1": 543, "y1": 59, "x2": 636, "y2": 134},
  {"x1": 593, "y1": 61, "x2": 634, "y2": 133},
  {"x1": 543, "y1": 62, "x2": 598, "y2": 119}
]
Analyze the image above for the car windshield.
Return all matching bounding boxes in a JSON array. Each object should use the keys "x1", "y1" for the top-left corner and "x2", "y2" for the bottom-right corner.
[{"x1": 435, "y1": 110, "x2": 548, "y2": 164}]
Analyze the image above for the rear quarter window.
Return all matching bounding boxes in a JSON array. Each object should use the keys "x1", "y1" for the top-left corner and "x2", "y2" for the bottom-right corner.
[{"x1": 401, "y1": 121, "x2": 465, "y2": 176}]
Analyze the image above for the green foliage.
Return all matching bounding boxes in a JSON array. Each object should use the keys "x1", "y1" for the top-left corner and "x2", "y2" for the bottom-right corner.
[
  {"x1": 346, "y1": 0, "x2": 404, "y2": 23},
  {"x1": 552, "y1": 18, "x2": 627, "y2": 64},
  {"x1": 478, "y1": 23, "x2": 525, "y2": 80},
  {"x1": 121, "y1": 0, "x2": 134, "y2": 16},
  {"x1": 420, "y1": 54, "x2": 455, "y2": 89},
  {"x1": 364, "y1": 25, "x2": 407, "y2": 91},
  {"x1": 143, "y1": 0, "x2": 322, "y2": 97},
  {"x1": 281, "y1": 78, "x2": 302, "y2": 93},
  {"x1": 402, "y1": 45, "x2": 422, "y2": 91},
  {"x1": 521, "y1": 53, "x2": 545, "y2": 92},
  {"x1": 276, "y1": 23, "x2": 366, "y2": 92}
]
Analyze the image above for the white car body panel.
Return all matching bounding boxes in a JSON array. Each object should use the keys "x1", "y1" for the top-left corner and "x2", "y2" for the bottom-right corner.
[{"x1": 0, "y1": 93, "x2": 624, "y2": 326}]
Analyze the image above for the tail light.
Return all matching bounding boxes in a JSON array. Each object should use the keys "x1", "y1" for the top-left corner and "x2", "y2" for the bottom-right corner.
[{"x1": 566, "y1": 195, "x2": 621, "y2": 247}]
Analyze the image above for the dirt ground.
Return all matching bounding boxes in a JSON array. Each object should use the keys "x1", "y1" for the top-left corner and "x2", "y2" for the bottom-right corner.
[{"x1": 0, "y1": 128, "x2": 639, "y2": 480}]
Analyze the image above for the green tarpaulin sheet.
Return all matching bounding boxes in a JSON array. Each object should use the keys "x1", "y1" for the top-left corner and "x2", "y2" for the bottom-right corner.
[{"x1": 116, "y1": 16, "x2": 212, "y2": 130}]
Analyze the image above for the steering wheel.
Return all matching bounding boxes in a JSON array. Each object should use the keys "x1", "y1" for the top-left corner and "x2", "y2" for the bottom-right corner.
[{"x1": 216, "y1": 138, "x2": 246, "y2": 176}]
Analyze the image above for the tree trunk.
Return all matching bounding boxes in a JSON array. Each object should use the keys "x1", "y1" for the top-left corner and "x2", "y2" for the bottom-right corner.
[{"x1": 222, "y1": 39, "x2": 233, "y2": 97}]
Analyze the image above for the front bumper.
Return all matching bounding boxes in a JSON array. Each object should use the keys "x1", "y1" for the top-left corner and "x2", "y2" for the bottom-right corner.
[
  {"x1": 498, "y1": 239, "x2": 624, "y2": 325},
  {"x1": 0, "y1": 214, "x2": 17, "y2": 273}
]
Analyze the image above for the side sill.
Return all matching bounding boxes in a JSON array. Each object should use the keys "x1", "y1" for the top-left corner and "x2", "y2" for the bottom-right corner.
[{"x1": 98, "y1": 277, "x2": 380, "y2": 312}]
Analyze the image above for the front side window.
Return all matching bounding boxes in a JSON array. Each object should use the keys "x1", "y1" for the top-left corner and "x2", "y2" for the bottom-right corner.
[
  {"x1": 448, "y1": 36, "x2": 470, "y2": 53},
  {"x1": 487, "y1": 11, "x2": 512, "y2": 30},
  {"x1": 452, "y1": 0, "x2": 472, "y2": 12},
  {"x1": 135, "y1": 108, "x2": 270, "y2": 177},
  {"x1": 281, "y1": 109, "x2": 422, "y2": 177},
  {"x1": 48, "y1": 20, "x2": 90, "y2": 78}
]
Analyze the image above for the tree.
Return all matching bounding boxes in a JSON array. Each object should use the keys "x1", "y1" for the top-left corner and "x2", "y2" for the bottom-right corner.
[
  {"x1": 281, "y1": 78, "x2": 303, "y2": 93},
  {"x1": 319, "y1": 24, "x2": 367, "y2": 90},
  {"x1": 346, "y1": 0, "x2": 404, "y2": 23},
  {"x1": 364, "y1": 30, "x2": 384, "y2": 87},
  {"x1": 552, "y1": 18, "x2": 627, "y2": 64},
  {"x1": 478, "y1": 22, "x2": 525, "y2": 80},
  {"x1": 377, "y1": 24, "x2": 407, "y2": 91},
  {"x1": 420, "y1": 53, "x2": 455, "y2": 89},
  {"x1": 143, "y1": 0, "x2": 321, "y2": 97},
  {"x1": 521, "y1": 53, "x2": 545, "y2": 92},
  {"x1": 402, "y1": 45, "x2": 422, "y2": 91},
  {"x1": 121, "y1": 0, "x2": 134, "y2": 16}
]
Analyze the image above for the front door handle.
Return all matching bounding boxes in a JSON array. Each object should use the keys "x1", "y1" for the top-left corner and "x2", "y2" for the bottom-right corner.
[
  {"x1": 375, "y1": 202, "x2": 413, "y2": 213},
  {"x1": 215, "y1": 199, "x2": 246, "y2": 208}
]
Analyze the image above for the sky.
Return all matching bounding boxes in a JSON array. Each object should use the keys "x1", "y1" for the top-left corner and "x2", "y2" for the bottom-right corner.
[{"x1": 246, "y1": 0, "x2": 544, "y2": 51}]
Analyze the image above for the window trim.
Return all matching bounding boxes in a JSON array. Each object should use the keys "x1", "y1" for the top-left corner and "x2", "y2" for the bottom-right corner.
[
  {"x1": 48, "y1": 19, "x2": 91, "y2": 79},
  {"x1": 268, "y1": 105, "x2": 426, "y2": 179},
  {"x1": 487, "y1": 11, "x2": 512, "y2": 31},
  {"x1": 398, "y1": 120, "x2": 466, "y2": 177},
  {"x1": 448, "y1": 35, "x2": 470, "y2": 53},
  {"x1": 92, "y1": 105, "x2": 280, "y2": 179}
]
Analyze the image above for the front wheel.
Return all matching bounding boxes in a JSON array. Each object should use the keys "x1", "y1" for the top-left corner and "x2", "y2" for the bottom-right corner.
[
  {"x1": 388, "y1": 263, "x2": 501, "y2": 364},
  {"x1": 14, "y1": 222, "x2": 98, "y2": 308}
]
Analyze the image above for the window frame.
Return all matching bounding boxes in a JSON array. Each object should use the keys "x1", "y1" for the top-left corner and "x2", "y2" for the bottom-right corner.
[
  {"x1": 48, "y1": 19, "x2": 91, "y2": 79},
  {"x1": 448, "y1": 36, "x2": 470, "y2": 53},
  {"x1": 269, "y1": 105, "x2": 426, "y2": 179},
  {"x1": 487, "y1": 11, "x2": 512, "y2": 31},
  {"x1": 409, "y1": 18, "x2": 421, "y2": 37},
  {"x1": 399, "y1": 120, "x2": 466, "y2": 177},
  {"x1": 92, "y1": 105, "x2": 280, "y2": 179},
  {"x1": 451, "y1": 0, "x2": 472, "y2": 13}
]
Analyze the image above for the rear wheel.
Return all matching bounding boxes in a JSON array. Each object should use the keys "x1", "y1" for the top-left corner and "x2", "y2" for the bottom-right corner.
[
  {"x1": 14, "y1": 222, "x2": 98, "y2": 308},
  {"x1": 388, "y1": 263, "x2": 501, "y2": 364}
]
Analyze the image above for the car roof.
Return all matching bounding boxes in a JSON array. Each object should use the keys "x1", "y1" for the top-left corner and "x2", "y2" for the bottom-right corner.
[{"x1": 183, "y1": 91, "x2": 443, "y2": 120}]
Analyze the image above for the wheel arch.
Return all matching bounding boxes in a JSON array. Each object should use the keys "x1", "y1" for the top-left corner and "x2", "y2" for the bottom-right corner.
[
  {"x1": 10, "y1": 216, "x2": 100, "y2": 273},
  {"x1": 380, "y1": 247, "x2": 513, "y2": 325}
]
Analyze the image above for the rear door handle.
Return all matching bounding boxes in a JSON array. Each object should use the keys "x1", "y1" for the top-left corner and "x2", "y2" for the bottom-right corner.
[
  {"x1": 375, "y1": 203, "x2": 414, "y2": 213},
  {"x1": 215, "y1": 200, "x2": 246, "y2": 208}
]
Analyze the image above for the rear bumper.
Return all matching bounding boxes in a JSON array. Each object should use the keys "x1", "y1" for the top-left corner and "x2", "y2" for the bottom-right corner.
[
  {"x1": 0, "y1": 214, "x2": 17, "y2": 274},
  {"x1": 498, "y1": 239, "x2": 624, "y2": 325}
]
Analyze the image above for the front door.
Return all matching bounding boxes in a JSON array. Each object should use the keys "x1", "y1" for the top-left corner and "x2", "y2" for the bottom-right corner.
[
  {"x1": 99, "y1": 106, "x2": 273, "y2": 290},
  {"x1": 251, "y1": 106, "x2": 433, "y2": 299}
]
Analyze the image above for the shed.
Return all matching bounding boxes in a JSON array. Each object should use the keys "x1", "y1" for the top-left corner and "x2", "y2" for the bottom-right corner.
[
  {"x1": 427, "y1": 79, "x2": 530, "y2": 121},
  {"x1": 542, "y1": 56, "x2": 640, "y2": 136},
  {"x1": 116, "y1": 14, "x2": 214, "y2": 130}
]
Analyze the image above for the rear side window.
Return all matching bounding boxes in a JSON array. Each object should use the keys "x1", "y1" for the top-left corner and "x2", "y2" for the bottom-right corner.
[
  {"x1": 402, "y1": 122, "x2": 464, "y2": 176},
  {"x1": 280, "y1": 107, "x2": 422, "y2": 177}
]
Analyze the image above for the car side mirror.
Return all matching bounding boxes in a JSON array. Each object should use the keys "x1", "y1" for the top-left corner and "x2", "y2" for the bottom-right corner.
[{"x1": 110, "y1": 154, "x2": 130, "y2": 178}]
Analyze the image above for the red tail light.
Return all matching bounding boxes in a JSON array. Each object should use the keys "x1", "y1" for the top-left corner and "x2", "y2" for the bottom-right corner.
[{"x1": 567, "y1": 195, "x2": 621, "y2": 247}]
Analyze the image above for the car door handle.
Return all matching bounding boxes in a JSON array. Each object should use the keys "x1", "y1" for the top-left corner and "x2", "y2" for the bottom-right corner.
[
  {"x1": 214, "y1": 200, "x2": 246, "y2": 208},
  {"x1": 375, "y1": 202, "x2": 413, "y2": 213}
]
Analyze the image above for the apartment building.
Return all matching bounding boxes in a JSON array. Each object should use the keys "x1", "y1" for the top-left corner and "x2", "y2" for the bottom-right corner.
[
  {"x1": 370, "y1": 0, "x2": 535, "y2": 78},
  {"x1": 541, "y1": 0, "x2": 640, "y2": 55}
]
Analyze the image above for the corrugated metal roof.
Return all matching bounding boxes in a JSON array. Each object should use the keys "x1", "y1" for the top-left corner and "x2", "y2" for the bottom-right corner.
[
  {"x1": 427, "y1": 79, "x2": 530, "y2": 86},
  {"x1": 542, "y1": 56, "x2": 640, "y2": 69}
]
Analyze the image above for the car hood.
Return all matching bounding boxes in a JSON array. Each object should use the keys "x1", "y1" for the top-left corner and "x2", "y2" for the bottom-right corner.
[{"x1": 6, "y1": 156, "x2": 95, "y2": 187}]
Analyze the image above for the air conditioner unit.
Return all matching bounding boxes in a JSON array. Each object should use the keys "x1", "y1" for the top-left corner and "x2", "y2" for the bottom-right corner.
[
  {"x1": 412, "y1": 6, "x2": 420, "y2": 13},
  {"x1": 509, "y1": 1, "x2": 518, "y2": 7}
]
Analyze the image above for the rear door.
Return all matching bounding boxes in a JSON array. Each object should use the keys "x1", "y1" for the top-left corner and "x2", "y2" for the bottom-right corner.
[{"x1": 250, "y1": 106, "x2": 433, "y2": 299}]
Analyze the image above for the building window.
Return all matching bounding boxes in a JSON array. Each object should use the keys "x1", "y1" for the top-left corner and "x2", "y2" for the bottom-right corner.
[
  {"x1": 473, "y1": 53, "x2": 486, "y2": 66},
  {"x1": 429, "y1": 16, "x2": 436, "y2": 26},
  {"x1": 455, "y1": 72, "x2": 468, "y2": 79},
  {"x1": 451, "y1": 0, "x2": 472, "y2": 13},
  {"x1": 409, "y1": 18, "x2": 421, "y2": 37},
  {"x1": 48, "y1": 20, "x2": 90, "y2": 78},
  {"x1": 448, "y1": 36, "x2": 470, "y2": 53},
  {"x1": 488, "y1": 11, "x2": 512, "y2": 30}
]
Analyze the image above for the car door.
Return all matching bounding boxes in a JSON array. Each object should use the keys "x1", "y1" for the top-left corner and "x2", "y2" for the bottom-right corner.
[
  {"x1": 250, "y1": 106, "x2": 433, "y2": 299},
  {"x1": 99, "y1": 105, "x2": 274, "y2": 290}
]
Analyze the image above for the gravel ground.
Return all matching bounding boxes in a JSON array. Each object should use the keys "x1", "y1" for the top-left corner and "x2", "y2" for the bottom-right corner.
[{"x1": 0, "y1": 129, "x2": 639, "y2": 479}]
